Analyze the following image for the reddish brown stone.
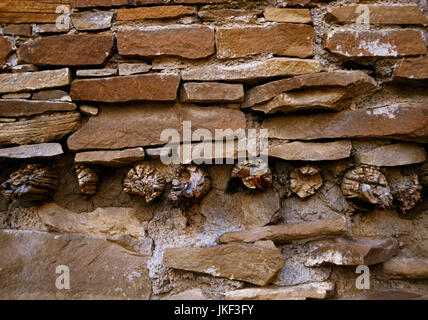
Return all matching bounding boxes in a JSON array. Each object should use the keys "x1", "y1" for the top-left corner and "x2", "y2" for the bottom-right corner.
[
  {"x1": 70, "y1": 74, "x2": 180, "y2": 102},
  {"x1": 71, "y1": 0, "x2": 168, "y2": 7},
  {"x1": 180, "y1": 82, "x2": 244, "y2": 103},
  {"x1": 118, "y1": 26, "x2": 215, "y2": 59},
  {"x1": 216, "y1": 24, "x2": 314, "y2": 59},
  {"x1": 0, "y1": 100, "x2": 76, "y2": 117},
  {"x1": 263, "y1": 103, "x2": 428, "y2": 142},
  {"x1": 67, "y1": 103, "x2": 246, "y2": 151},
  {"x1": 18, "y1": 34, "x2": 114, "y2": 66},
  {"x1": 117, "y1": 6, "x2": 196, "y2": 21},
  {"x1": 394, "y1": 56, "x2": 428, "y2": 80},
  {"x1": 244, "y1": 71, "x2": 377, "y2": 108},
  {"x1": 327, "y1": 5, "x2": 428, "y2": 25},
  {"x1": 324, "y1": 29, "x2": 426, "y2": 57},
  {"x1": 0, "y1": 36, "x2": 12, "y2": 67},
  {"x1": 3, "y1": 24, "x2": 32, "y2": 37}
]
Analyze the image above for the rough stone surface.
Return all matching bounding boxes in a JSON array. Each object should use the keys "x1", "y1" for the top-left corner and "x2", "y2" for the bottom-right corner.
[
  {"x1": 18, "y1": 34, "x2": 114, "y2": 66},
  {"x1": 355, "y1": 143, "x2": 427, "y2": 167},
  {"x1": 76, "y1": 68, "x2": 117, "y2": 78},
  {"x1": 75, "y1": 148, "x2": 145, "y2": 167},
  {"x1": 224, "y1": 282, "x2": 335, "y2": 300},
  {"x1": 263, "y1": 104, "x2": 428, "y2": 142},
  {"x1": 163, "y1": 242, "x2": 285, "y2": 286},
  {"x1": 0, "y1": 36, "x2": 12, "y2": 67},
  {"x1": 218, "y1": 216, "x2": 348, "y2": 244},
  {"x1": 264, "y1": 8, "x2": 311, "y2": 23},
  {"x1": 290, "y1": 166, "x2": 323, "y2": 199},
  {"x1": 118, "y1": 26, "x2": 215, "y2": 59},
  {"x1": 117, "y1": 6, "x2": 196, "y2": 21},
  {"x1": 67, "y1": 103, "x2": 245, "y2": 151},
  {"x1": 0, "y1": 99, "x2": 76, "y2": 117},
  {"x1": 0, "y1": 69, "x2": 71, "y2": 94},
  {"x1": 216, "y1": 24, "x2": 314, "y2": 59},
  {"x1": 180, "y1": 82, "x2": 244, "y2": 103},
  {"x1": 0, "y1": 143, "x2": 63, "y2": 160},
  {"x1": 182, "y1": 58, "x2": 323, "y2": 82},
  {"x1": 70, "y1": 74, "x2": 180, "y2": 102},
  {"x1": 394, "y1": 56, "x2": 428, "y2": 80},
  {"x1": 244, "y1": 71, "x2": 377, "y2": 109},
  {"x1": 383, "y1": 257, "x2": 428, "y2": 279},
  {"x1": 0, "y1": 112, "x2": 81, "y2": 147},
  {"x1": 305, "y1": 238, "x2": 399, "y2": 267},
  {"x1": 32, "y1": 90, "x2": 71, "y2": 102},
  {"x1": 386, "y1": 168, "x2": 422, "y2": 213},
  {"x1": 71, "y1": 11, "x2": 114, "y2": 31},
  {"x1": 118, "y1": 63, "x2": 151, "y2": 76},
  {"x1": 3, "y1": 24, "x2": 32, "y2": 37},
  {"x1": 37, "y1": 203, "x2": 146, "y2": 239},
  {"x1": 269, "y1": 140, "x2": 352, "y2": 161},
  {"x1": 199, "y1": 9, "x2": 262, "y2": 23},
  {"x1": 326, "y1": 5, "x2": 428, "y2": 25},
  {"x1": 0, "y1": 229, "x2": 151, "y2": 299},
  {"x1": 324, "y1": 29, "x2": 427, "y2": 57}
]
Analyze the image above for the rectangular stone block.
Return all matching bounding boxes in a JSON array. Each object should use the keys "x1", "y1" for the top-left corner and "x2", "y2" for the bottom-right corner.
[
  {"x1": 70, "y1": 74, "x2": 180, "y2": 102},
  {"x1": 216, "y1": 24, "x2": 314, "y2": 59},
  {"x1": 180, "y1": 82, "x2": 244, "y2": 103},
  {"x1": 0, "y1": 99, "x2": 76, "y2": 117},
  {"x1": 118, "y1": 26, "x2": 215, "y2": 59}
]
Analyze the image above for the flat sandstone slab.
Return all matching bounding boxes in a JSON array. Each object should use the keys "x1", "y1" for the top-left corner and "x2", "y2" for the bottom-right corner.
[
  {"x1": 0, "y1": 99, "x2": 76, "y2": 117},
  {"x1": 264, "y1": 8, "x2": 312, "y2": 23},
  {"x1": 181, "y1": 58, "x2": 323, "y2": 82},
  {"x1": 324, "y1": 29, "x2": 426, "y2": 57},
  {"x1": 0, "y1": 69, "x2": 71, "y2": 94},
  {"x1": 216, "y1": 24, "x2": 314, "y2": 59},
  {"x1": 383, "y1": 257, "x2": 428, "y2": 279},
  {"x1": 0, "y1": 143, "x2": 64, "y2": 160},
  {"x1": 354, "y1": 143, "x2": 427, "y2": 167},
  {"x1": 180, "y1": 82, "x2": 244, "y2": 103},
  {"x1": 70, "y1": 74, "x2": 180, "y2": 102},
  {"x1": 117, "y1": 5, "x2": 196, "y2": 21},
  {"x1": 67, "y1": 103, "x2": 246, "y2": 151},
  {"x1": 394, "y1": 56, "x2": 428, "y2": 80},
  {"x1": 263, "y1": 104, "x2": 428, "y2": 142},
  {"x1": 75, "y1": 148, "x2": 146, "y2": 167},
  {"x1": 118, "y1": 25, "x2": 215, "y2": 59},
  {"x1": 18, "y1": 34, "x2": 114, "y2": 66},
  {"x1": 269, "y1": 141, "x2": 352, "y2": 161},
  {"x1": 163, "y1": 242, "x2": 285, "y2": 286},
  {"x1": 217, "y1": 216, "x2": 348, "y2": 244},
  {"x1": 225, "y1": 282, "x2": 335, "y2": 300},
  {"x1": 327, "y1": 5, "x2": 428, "y2": 25},
  {"x1": 0, "y1": 229, "x2": 151, "y2": 300}
]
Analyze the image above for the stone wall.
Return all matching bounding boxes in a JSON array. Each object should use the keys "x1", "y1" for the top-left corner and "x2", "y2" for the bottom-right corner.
[{"x1": 0, "y1": 0, "x2": 427, "y2": 300}]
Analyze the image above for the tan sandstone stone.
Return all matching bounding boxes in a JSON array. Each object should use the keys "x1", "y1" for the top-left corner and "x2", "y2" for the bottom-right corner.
[
  {"x1": 383, "y1": 257, "x2": 428, "y2": 279},
  {"x1": 394, "y1": 56, "x2": 428, "y2": 80},
  {"x1": 70, "y1": 74, "x2": 180, "y2": 102},
  {"x1": 75, "y1": 148, "x2": 146, "y2": 167},
  {"x1": 243, "y1": 71, "x2": 377, "y2": 109},
  {"x1": 163, "y1": 242, "x2": 285, "y2": 286},
  {"x1": 37, "y1": 203, "x2": 146, "y2": 239},
  {"x1": 216, "y1": 24, "x2": 314, "y2": 59},
  {"x1": 264, "y1": 8, "x2": 312, "y2": 23},
  {"x1": 224, "y1": 282, "x2": 335, "y2": 300},
  {"x1": 67, "y1": 103, "x2": 246, "y2": 151},
  {"x1": 181, "y1": 58, "x2": 323, "y2": 82},
  {"x1": 217, "y1": 216, "x2": 348, "y2": 244},
  {"x1": 71, "y1": 11, "x2": 114, "y2": 31},
  {"x1": 269, "y1": 140, "x2": 352, "y2": 161},
  {"x1": 354, "y1": 143, "x2": 427, "y2": 167},
  {"x1": 327, "y1": 5, "x2": 428, "y2": 25},
  {"x1": 0, "y1": 143, "x2": 63, "y2": 160},
  {"x1": 263, "y1": 104, "x2": 428, "y2": 142},
  {"x1": 117, "y1": 6, "x2": 196, "y2": 21},
  {"x1": 18, "y1": 34, "x2": 114, "y2": 66},
  {"x1": 118, "y1": 26, "x2": 215, "y2": 59},
  {"x1": 0, "y1": 229, "x2": 151, "y2": 300},
  {"x1": 180, "y1": 82, "x2": 244, "y2": 103},
  {"x1": 0, "y1": 69, "x2": 71, "y2": 94},
  {"x1": 324, "y1": 29, "x2": 426, "y2": 57}
]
